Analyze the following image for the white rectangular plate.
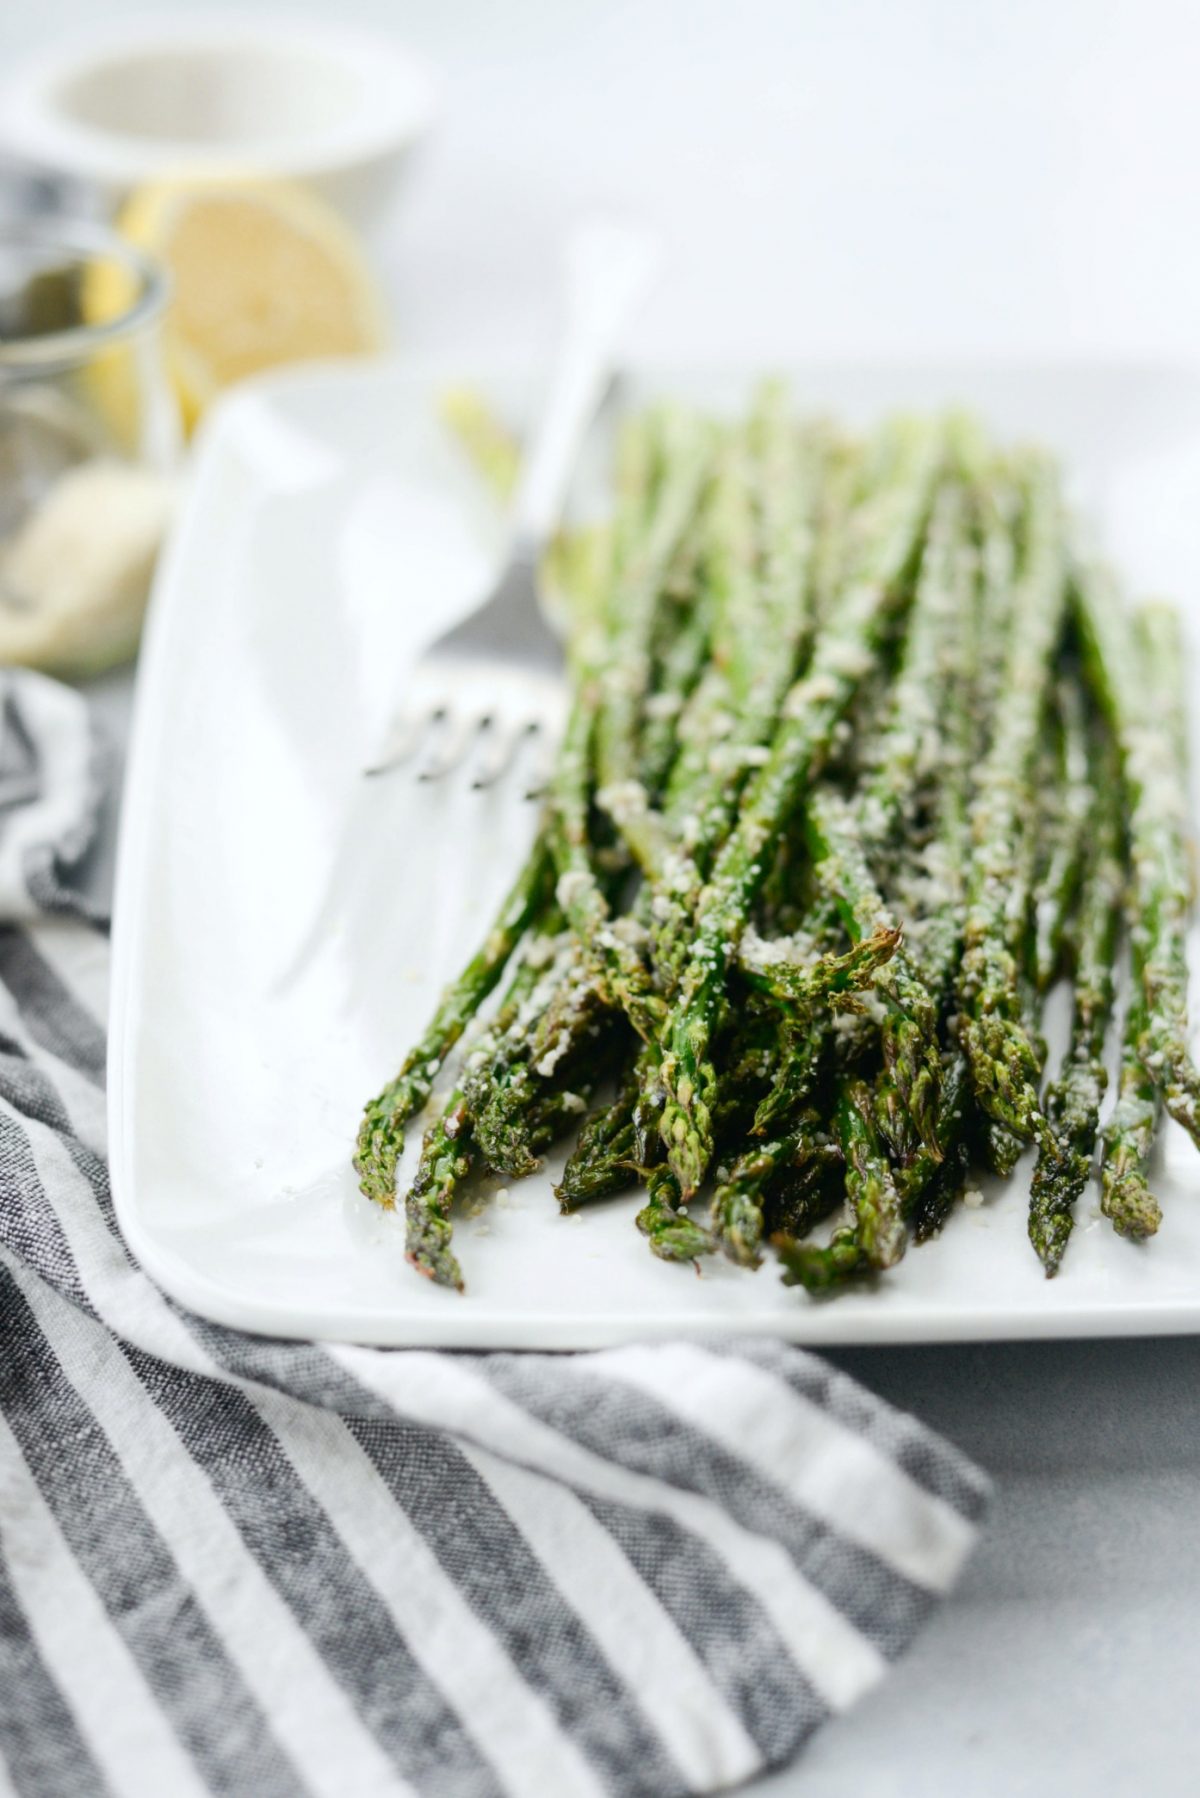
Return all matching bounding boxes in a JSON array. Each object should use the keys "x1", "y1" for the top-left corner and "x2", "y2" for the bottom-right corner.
[{"x1": 110, "y1": 358, "x2": 1200, "y2": 1345}]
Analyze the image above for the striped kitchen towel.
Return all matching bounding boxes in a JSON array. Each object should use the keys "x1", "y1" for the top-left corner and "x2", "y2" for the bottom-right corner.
[{"x1": 0, "y1": 668, "x2": 988, "y2": 1798}]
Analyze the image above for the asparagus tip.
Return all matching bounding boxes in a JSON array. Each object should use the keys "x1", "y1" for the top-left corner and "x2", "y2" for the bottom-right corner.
[
  {"x1": 404, "y1": 1247, "x2": 466, "y2": 1294},
  {"x1": 1101, "y1": 1172, "x2": 1163, "y2": 1242},
  {"x1": 773, "y1": 1227, "x2": 866, "y2": 1293}
]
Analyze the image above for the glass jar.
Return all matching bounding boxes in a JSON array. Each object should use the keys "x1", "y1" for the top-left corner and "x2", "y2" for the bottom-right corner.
[{"x1": 0, "y1": 221, "x2": 179, "y2": 675}]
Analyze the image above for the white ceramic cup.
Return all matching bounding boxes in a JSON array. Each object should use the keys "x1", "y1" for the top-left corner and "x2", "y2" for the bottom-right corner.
[{"x1": 0, "y1": 18, "x2": 439, "y2": 232}]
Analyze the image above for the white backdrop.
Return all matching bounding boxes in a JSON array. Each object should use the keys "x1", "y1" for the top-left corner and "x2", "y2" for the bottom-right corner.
[{"x1": 4, "y1": 0, "x2": 1200, "y2": 368}]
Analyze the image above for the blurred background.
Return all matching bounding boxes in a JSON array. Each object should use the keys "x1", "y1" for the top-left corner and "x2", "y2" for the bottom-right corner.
[
  {"x1": 3, "y1": 0, "x2": 1197, "y2": 866},
  {"x1": 3, "y1": 0, "x2": 1200, "y2": 369}
]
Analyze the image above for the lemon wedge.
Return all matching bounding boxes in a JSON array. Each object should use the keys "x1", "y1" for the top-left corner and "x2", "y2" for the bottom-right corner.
[{"x1": 91, "y1": 176, "x2": 388, "y2": 430}]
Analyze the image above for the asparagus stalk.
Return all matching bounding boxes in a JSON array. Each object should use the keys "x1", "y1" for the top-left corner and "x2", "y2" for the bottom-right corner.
[
  {"x1": 1032, "y1": 679, "x2": 1092, "y2": 992},
  {"x1": 363, "y1": 410, "x2": 671, "y2": 1229},
  {"x1": 484, "y1": 544, "x2": 718, "y2": 1167},
  {"x1": 709, "y1": 983, "x2": 836, "y2": 1262},
  {"x1": 1074, "y1": 571, "x2": 1188, "y2": 1227},
  {"x1": 736, "y1": 920, "x2": 901, "y2": 1006},
  {"x1": 594, "y1": 399, "x2": 829, "y2": 1244},
  {"x1": 728, "y1": 478, "x2": 972, "y2": 1191},
  {"x1": 958, "y1": 452, "x2": 1069, "y2": 1144},
  {"x1": 659, "y1": 419, "x2": 942, "y2": 1196},
  {"x1": 593, "y1": 409, "x2": 713, "y2": 805},
  {"x1": 1125, "y1": 603, "x2": 1200, "y2": 1145},
  {"x1": 752, "y1": 1002, "x2": 835, "y2": 1137},
  {"x1": 710, "y1": 1121, "x2": 809, "y2": 1267},
  {"x1": 899, "y1": 1054, "x2": 972, "y2": 1239},
  {"x1": 644, "y1": 406, "x2": 827, "y2": 987},
  {"x1": 354, "y1": 839, "x2": 554, "y2": 1207},
  {"x1": 765, "y1": 1142, "x2": 846, "y2": 1239},
  {"x1": 805, "y1": 792, "x2": 942, "y2": 1151},
  {"x1": 557, "y1": 1066, "x2": 640, "y2": 1209},
  {"x1": 836, "y1": 1077, "x2": 906, "y2": 1268},
  {"x1": 712, "y1": 1116, "x2": 846, "y2": 1268},
  {"x1": 400, "y1": 922, "x2": 564, "y2": 1286},
  {"x1": 636, "y1": 1165, "x2": 716, "y2": 1261},
  {"x1": 855, "y1": 481, "x2": 970, "y2": 845},
  {"x1": 486, "y1": 396, "x2": 826, "y2": 1217},
  {"x1": 1099, "y1": 948, "x2": 1164, "y2": 1240},
  {"x1": 549, "y1": 412, "x2": 712, "y2": 1036},
  {"x1": 637, "y1": 584, "x2": 714, "y2": 807},
  {"x1": 1028, "y1": 716, "x2": 1124, "y2": 1274},
  {"x1": 549, "y1": 689, "x2": 665, "y2": 1041},
  {"x1": 774, "y1": 1226, "x2": 866, "y2": 1293},
  {"x1": 403, "y1": 1091, "x2": 472, "y2": 1290},
  {"x1": 439, "y1": 387, "x2": 520, "y2": 497}
]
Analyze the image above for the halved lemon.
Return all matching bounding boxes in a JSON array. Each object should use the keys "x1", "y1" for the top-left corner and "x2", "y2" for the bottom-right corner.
[{"x1": 89, "y1": 176, "x2": 388, "y2": 431}]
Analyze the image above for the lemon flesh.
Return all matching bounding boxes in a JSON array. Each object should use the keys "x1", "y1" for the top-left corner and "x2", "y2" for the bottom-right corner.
[{"x1": 98, "y1": 178, "x2": 388, "y2": 429}]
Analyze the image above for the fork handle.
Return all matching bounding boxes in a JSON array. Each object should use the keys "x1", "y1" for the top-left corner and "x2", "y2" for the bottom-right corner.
[{"x1": 510, "y1": 220, "x2": 660, "y2": 549}]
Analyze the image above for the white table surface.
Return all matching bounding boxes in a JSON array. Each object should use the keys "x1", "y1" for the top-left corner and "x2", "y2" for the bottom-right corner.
[{"x1": 8, "y1": 2, "x2": 1200, "y2": 1792}]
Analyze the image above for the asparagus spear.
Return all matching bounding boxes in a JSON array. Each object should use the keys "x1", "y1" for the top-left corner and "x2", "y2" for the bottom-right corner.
[
  {"x1": 855, "y1": 481, "x2": 971, "y2": 846},
  {"x1": 480, "y1": 538, "x2": 719, "y2": 1171},
  {"x1": 736, "y1": 920, "x2": 901, "y2": 1006},
  {"x1": 401, "y1": 922, "x2": 565, "y2": 1286},
  {"x1": 896, "y1": 464, "x2": 1018, "y2": 1195},
  {"x1": 805, "y1": 793, "x2": 943, "y2": 1148},
  {"x1": 439, "y1": 387, "x2": 520, "y2": 497},
  {"x1": 836, "y1": 1076, "x2": 906, "y2": 1268},
  {"x1": 659, "y1": 419, "x2": 942, "y2": 1196},
  {"x1": 958, "y1": 452, "x2": 1069, "y2": 1144},
  {"x1": 713, "y1": 1115, "x2": 847, "y2": 1267},
  {"x1": 774, "y1": 1226, "x2": 866, "y2": 1294},
  {"x1": 548, "y1": 412, "x2": 712, "y2": 1036},
  {"x1": 900, "y1": 1055, "x2": 972, "y2": 1239},
  {"x1": 406, "y1": 1053, "x2": 600, "y2": 1290},
  {"x1": 1028, "y1": 716, "x2": 1124, "y2": 1274},
  {"x1": 710, "y1": 1117, "x2": 815, "y2": 1267},
  {"x1": 359, "y1": 412, "x2": 650, "y2": 1215},
  {"x1": 1032, "y1": 679, "x2": 1092, "y2": 991},
  {"x1": 728, "y1": 478, "x2": 971, "y2": 1191},
  {"x1": 403, "y1": 1091, "x2": 473, "y2": 1290},
  {"x1": 557, "y1": 1066, "x2": 640, "y2": 1209},
  {"x1": 549, "y1": 687, "x2": 666, "y2": 1041},
  {"x1": 1074, "y1": 572, "x2": 1189, "y2": 1221},
  {"x1": 1125, "y1": 603, "x2": 1200, "y2": 1145},
  {"x1": 490, "y1": 395, "x2": 827, "y2": 1212},
  {"x1": 708, "y1": 937, "x2": 843, "y2": 1261},
  {"x1": 354, "y1": 839, "x2": 554, "y2": 1208},
  {"x1": 636, "y1": 1165, "x2": 716, "y2": 1261},
  {"x1": 751, "y1": 998, "x2": 836, "y2": 1138},
  {"x1": 644, "y1": 404, "x2": 828, "y2": 987},
  {"x1": 581, "y1": 398, "x2": 828, "y2": 1241},
  {"x1": 1099, "y1": 949, "x2": 1164, "y2": 1240},
  {"x1": 593, "y1": 409, "x2": 712, "y2": 805},
  {"x1": 637, "y1": 583, "x2": 714, "y2": 807},
  {"x1": 890, "y1": 1052, "x2": 966, "y2": 1195},
  {"x1": 765, "y1": 1142, "x2": 846, "y2": 1239}
]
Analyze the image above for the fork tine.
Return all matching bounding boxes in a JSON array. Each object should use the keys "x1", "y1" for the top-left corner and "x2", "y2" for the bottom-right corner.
[
  {"x1": 522, "y1": 723, "x2": 556, "y2": 800},
  {"x1": 470, "y1": 719, "x2": 539, "y2": 790},
  {"x1": 416, "y1": 711, "x2": 488, "y2": 782},
  {"x1": 364, "y1": 705, "x2": 440, "y2": 778}
]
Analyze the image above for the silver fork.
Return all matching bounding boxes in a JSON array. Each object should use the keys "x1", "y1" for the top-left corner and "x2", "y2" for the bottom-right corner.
[{"x1": 365, "y1": 220, "x2": 659, "y2": 787}]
